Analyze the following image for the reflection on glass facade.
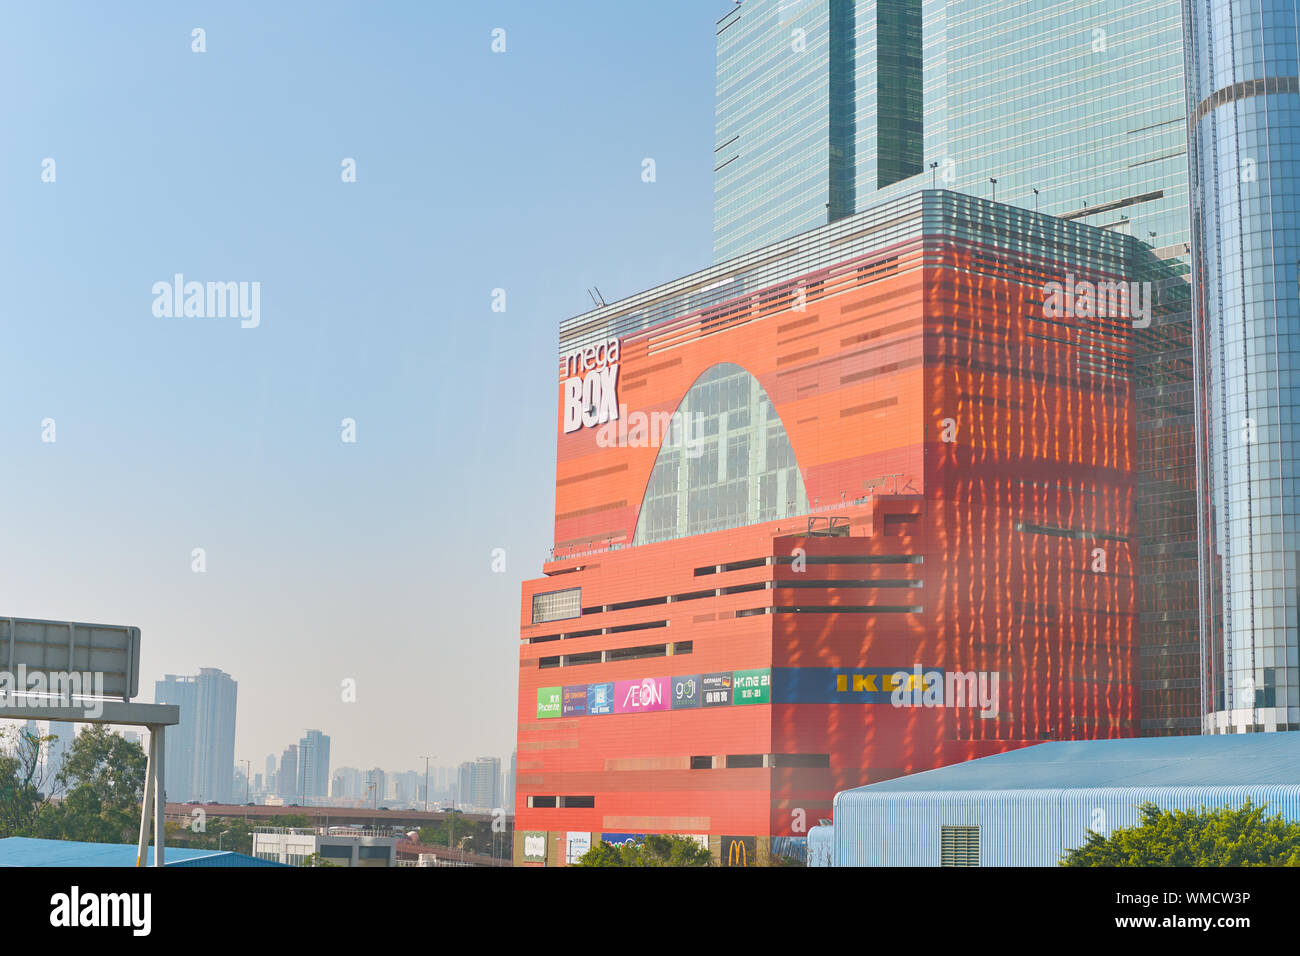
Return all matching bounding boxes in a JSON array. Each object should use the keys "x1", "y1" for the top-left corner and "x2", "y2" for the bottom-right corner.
[
  {"x1": 712, "y1": 0, "x2": 1200, "y2": 736},
  {"x1": 633, "y1": 363, "x2": 808, "y2": 545},
  {"x1": 1186, "y1": 0, "x2": 1300, "y2": 733}
]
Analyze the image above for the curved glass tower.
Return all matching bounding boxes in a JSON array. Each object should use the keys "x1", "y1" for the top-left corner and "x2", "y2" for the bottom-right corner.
[{"x1": 1186, "y1": 0, "x2": 1300, "y2": 732}]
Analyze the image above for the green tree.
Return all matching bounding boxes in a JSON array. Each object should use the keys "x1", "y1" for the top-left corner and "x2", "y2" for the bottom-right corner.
[
  {"x1": 0, "y1": 726, "x2": 56, "y2": 837},
  {"x1": 35, "y1": 726, "x2": 147, "y2": 844},
  {"x1": 300, "y1": 852, "x2": 339, "y2": 867},
  {"x1": 415, "y1": 816, "x2": 511, "y2": 857},
  {"x1": 1062, "y1": 799, "x2": 1300, "y2": 867},
  {"x1": 575, "y1": 834, "x2": 712, "y2": 867}
]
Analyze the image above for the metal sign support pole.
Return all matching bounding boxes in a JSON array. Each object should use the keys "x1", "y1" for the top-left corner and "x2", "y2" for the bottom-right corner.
[
  {"x1": 153, "y1": 725, "x2": 165, "y2": 867},
  {"x1": 136, "y1": 728, "x2": 156, "y2": 867}
]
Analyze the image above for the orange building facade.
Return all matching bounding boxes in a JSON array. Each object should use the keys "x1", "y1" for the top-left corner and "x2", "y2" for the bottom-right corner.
[{"x1": 515, "y1": 192, "x2": 1147, "y2": 866}]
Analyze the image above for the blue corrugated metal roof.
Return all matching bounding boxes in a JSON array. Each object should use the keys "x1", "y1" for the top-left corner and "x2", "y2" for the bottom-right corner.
[
  {"x1": 0, "y1": 838, "x2": 286, "y2": 867},
  {"x1": 847, "y1": 732, "x2": 1300, "y2": 793}
]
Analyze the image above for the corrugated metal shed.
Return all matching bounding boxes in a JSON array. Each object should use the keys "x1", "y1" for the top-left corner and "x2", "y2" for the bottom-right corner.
[
  {"x1": 0, "y1": 837, "x2": 287, "y2": 867},
  {"x1": 826, "y1": 733, "x2": 1300, "y2": 866},
  {"x1": 857, "y1": 733, "x2": 1300, "y2": 790},
  {"x1": 806, "y1": 825, "x2": 834, "y2": 867}
]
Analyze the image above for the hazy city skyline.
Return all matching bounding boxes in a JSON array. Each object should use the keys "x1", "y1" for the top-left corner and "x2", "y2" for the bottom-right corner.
[{"x1": 0, "y1": 0, "x2": 723, "y2": 769}]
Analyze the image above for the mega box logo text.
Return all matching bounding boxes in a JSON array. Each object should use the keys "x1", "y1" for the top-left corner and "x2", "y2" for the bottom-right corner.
[{"x1": 561, "y1": 338, "x2": 620, "y2": 433}]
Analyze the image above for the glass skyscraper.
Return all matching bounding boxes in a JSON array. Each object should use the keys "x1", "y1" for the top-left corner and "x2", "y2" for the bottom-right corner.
[
  {"x1": 715, "y1": 0, "x2": 1190, "y2": 262},
  {"x1": 1186, "y1": 0, "x2": 1300, "y2": 733},
  {"x1": 714, "y1": 2, "x2": 847, "y2": 262}
]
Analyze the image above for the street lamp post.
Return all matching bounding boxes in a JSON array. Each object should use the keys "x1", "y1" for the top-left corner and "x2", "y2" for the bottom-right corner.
[{"x1": 420, "y1": 754, "x2": 435, "y2": 812}]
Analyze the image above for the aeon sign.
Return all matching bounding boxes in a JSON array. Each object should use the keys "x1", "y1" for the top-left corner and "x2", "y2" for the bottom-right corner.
[
  {"x1": 561, "y1": 338, "x2": 620, "y2": 434},
  {"x1": 614, "y1": 677, "x2": 669, "y2": 714}
]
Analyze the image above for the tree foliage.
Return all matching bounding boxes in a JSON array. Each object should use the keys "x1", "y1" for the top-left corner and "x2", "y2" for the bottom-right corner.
[
  {"x1": 0, "y1": 725, "x2": 149, "y2": 844},
  {"x1": 416, "y1": 816, "x2": 511, "y2": 857},
  {"x1": 575, "y1": 834, "x2": 712, "y2": 867},
  {"x1": 35, "y1": 726, "x2": 147, "y2": 844},
  {"x1": 0, "y1": 726, "x2": 55, "y2": 837},
  {"x1": 1062, "y1": 799, "x2": 1300, "y2": 867}
]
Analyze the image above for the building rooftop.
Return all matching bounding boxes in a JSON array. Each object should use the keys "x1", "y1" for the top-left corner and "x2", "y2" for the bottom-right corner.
[
  {"x1": 848, "y1": 732, "x2": 1300, "y2": 793},
  {"x1": 0, "y1": 837, "x2": 287, "y2": 867}
]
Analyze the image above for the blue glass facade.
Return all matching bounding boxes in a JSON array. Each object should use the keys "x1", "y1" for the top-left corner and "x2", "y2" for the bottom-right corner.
[
  {"x1": 716, "y1": 0, "x2": 1191, "y2": 261},
  {"x1": 714, "y1": 2, "x2": 840, "y2": 263},
  {"x1": 1186, "y1": 0, "x2": 1300, "y2": 733}
]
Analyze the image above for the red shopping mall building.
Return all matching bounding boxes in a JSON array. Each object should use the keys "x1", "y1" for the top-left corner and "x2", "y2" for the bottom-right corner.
[{"x1": 515, "y1": 191, "x2": 1152, "y2": 866}]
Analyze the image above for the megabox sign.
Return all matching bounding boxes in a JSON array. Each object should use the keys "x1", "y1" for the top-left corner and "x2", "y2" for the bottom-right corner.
[{"x1": 561, "y1": 338, "x2": 621, "y2": 433}]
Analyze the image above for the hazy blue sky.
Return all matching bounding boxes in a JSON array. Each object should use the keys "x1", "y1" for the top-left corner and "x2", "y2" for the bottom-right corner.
[{"x1": 0, "y1": 1, "x2": 731, "y2": 774}]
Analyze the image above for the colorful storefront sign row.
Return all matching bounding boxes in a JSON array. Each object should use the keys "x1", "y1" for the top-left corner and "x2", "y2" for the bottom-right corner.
[
  {"x1": 523, "y1": 831, "x2": 713, "y2": 864},
  {"x1": 535, "y1": 667, "x2": 961, "y2": 719},
  {"x1": 536, "y1": 669, "x2": 771, "y2": 719},
  {"x1": 527, "y1": 831, "x2": 807, "y2": 866}
]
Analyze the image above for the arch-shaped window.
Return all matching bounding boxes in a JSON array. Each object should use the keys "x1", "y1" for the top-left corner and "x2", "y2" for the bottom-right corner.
[{"x1": 632, "y1": 363, "x2": 808, "y2": 545}]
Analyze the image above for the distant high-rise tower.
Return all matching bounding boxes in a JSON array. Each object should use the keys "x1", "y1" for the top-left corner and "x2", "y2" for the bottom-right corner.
[
  {"x1": 365, "y1": 767, "x2": 385, "y2": 806},
  {"x1": 331, "y1": 766, "x2": 361, "y2": 801},
  {"x1": 456, "y1": 761, "x2": 474, "y2": 809},
  {"x1": 507, "y1": 749, "x2": 516, "y2": 812},
  {"x1": 47, "y1": 721, "x2": 75, "y2": 789},
  {"x1": 278, "y1": 744, "x2": 299, "y2": 799},
  {"x1": 297, "y1": 730, "x2": 331, "y2": 802},
  {"x1": 154, "y1": 668, "x2": 238, "y2": 803},
  {"x1": 473, "y1": 756, "x2": 502, "y2": 811}
]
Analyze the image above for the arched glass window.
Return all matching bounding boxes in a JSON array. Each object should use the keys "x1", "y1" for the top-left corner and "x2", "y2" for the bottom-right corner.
[{"x1": 632, "y1": 363, "x2": 808, "y2": 545}]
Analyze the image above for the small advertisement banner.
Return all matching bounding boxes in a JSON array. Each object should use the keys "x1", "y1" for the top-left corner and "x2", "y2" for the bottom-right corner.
[
  {"x1": 614, "y1": 677, "x2": 669, "y2": 713},
  {"x1": 671, "y1": 675, "x2": 701, "y2": 709},
  {"x1": 536, "y1": 686, "x2": 561, "y2": 719},
  {"x1": 601, "y1": 833, "x2": 646, "y2": 847},
  {"x1": 733, "y1": 668, "x2": 772, "y2": 705},
  {"x1": 523, "y1": 832, "x2": 548, "y2": 862},
  {"x1": 702, "y1": 672, "x2": 733, "y2": 707},
  {"x1": 588, "y1": 681, "x2": 615, "y2": 715},
  {"x1": 566, "y1": 831, "x2": 592, "y2": 865},
  {"x1": 561, "y1": 685, "x2": 589, "y2": 717}
]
